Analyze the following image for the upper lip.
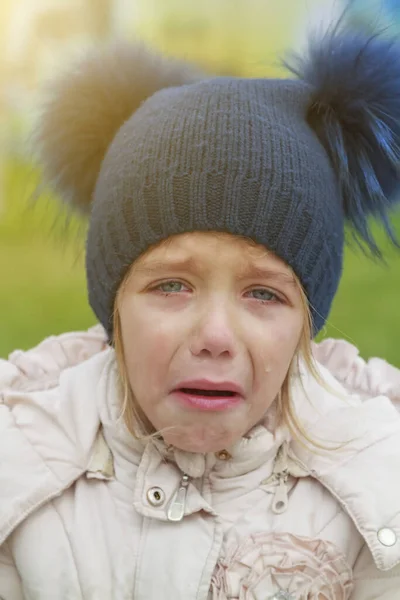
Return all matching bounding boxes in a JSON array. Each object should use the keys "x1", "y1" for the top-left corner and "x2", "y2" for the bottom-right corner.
[{"x1": 173, "y1": 379, "x2": 245, "y2": 396}]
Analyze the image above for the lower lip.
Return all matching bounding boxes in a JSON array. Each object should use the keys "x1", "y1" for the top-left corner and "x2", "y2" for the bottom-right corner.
[{"x1": 173, "y1": 391, "x2": 242, "y2": 412}]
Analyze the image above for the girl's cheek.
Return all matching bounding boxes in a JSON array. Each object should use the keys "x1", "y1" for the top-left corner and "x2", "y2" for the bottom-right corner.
[{"x1": 252, "y1": 326, "x2": 299, "y2": 380}]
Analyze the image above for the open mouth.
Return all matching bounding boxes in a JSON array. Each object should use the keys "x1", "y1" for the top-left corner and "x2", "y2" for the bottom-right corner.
[
  {"x1": 179, "y1": 388, "x2": 237, "y2": 397},
  {"x1": 175, "y1": 387, "x2": 242, "y2": 411}
]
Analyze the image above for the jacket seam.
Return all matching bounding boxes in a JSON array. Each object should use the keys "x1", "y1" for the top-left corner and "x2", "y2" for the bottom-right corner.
[
  {"x1": 315, "y1": 505, "x2": 344, "y2": 539},
  {"x1": 310, "y1": 471, "x2": 400, "y2": 571},
  {"x1": 2, "y1": 387, "x2": 87, "y2": 483},
  {"x1": 133, "y1": 516, "x2": 149, "y2": 598},
  {"x1": 49, "y1": 498, "x2": 84, "y2": 598},
  {"x1": 0, "y1": 405, "x2": 85, "y2": 543},
  {"x1": 298, "y1": 427, "x2": 400, "y2": 505},
  {"x1": 1, "y1": 476, "x2": 82, "y2": 547},
  {"x1": 0, "y1": 541, "x2": 23, "y2": 592},
  {"x1": 196, "y1": 518, "x2": 222, "y2": 600}
]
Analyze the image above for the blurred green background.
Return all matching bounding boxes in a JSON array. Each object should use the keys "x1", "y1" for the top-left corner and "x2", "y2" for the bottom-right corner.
[{"x1": 1, "y1": 0, "x2": 400, "y2": 365}]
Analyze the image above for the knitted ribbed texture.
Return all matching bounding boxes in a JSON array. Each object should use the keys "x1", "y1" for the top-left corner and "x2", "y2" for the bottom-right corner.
[{"x1": 87, "y1": 77, "x2": 343, "y2": 338}]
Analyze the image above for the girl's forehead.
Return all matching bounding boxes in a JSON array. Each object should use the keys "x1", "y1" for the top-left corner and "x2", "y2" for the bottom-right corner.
[{"x1": 135, "y1": 232, "x2": 292, "y2": 274}]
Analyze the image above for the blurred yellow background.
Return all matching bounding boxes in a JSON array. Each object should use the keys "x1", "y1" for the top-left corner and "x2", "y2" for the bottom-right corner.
[{"x1": 1, "y1": 0, "x2": 400, "y2": 365}]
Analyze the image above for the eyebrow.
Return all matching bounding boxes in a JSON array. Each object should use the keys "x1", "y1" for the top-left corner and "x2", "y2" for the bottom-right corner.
[
  {"x1": 134, "y1": 257, "x2": 198, "y2": 274},
  {"x1": 237, "y1": 264, "x2": 296, "y2": 286},
  {"x1": 135, "y1": 257, "x2": 296, "y2": 287}
]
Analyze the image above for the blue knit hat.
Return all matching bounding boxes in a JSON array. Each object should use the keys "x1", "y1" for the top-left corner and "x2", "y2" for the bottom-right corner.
[{"x1": 35, "y1": 27, "x2": 400, "y2": 338}]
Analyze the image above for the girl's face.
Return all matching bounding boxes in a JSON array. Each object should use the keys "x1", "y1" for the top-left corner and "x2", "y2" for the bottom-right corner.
[{"x1": 118, "y1": 232, "x2": 304, "y2": 453}]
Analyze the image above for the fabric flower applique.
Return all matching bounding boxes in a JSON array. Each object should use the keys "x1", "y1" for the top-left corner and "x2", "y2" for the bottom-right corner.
[{"x1": 211, "y1": 532, "x2": 353, "y2": 600}]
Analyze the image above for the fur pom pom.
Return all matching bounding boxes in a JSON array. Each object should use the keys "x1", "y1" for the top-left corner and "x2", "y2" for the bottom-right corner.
[
  {"x1": 287, "y1": 26, "x2": 400, "y2": 254},
  {"x1": 34, "y1": 42, "x2": 202, "y2": 212}
]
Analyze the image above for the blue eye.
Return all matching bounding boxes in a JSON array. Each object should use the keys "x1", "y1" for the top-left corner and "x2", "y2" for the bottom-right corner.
[
  {"x1": 247, "y1": 288, "x2": 279, "y2": 303},
  {"x1": 157, "y1": 281, "x2": 185, "y2": 293}
]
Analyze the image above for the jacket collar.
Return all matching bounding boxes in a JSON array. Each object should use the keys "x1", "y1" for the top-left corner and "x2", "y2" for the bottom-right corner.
[
  {"x1": 0, "y1": 349, "x2": 112, "y2": 546},
  {"x1": 289, "y1": 361, "x2": 400, "y2": 572},
  {"x1": 98, "y1": 354, "x2": 290, "y2": 520}
]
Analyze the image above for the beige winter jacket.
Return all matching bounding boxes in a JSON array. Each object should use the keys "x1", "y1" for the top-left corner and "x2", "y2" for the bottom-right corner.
[{"x1": 2, "y1": 326, "x2": 400, "y2": 599}]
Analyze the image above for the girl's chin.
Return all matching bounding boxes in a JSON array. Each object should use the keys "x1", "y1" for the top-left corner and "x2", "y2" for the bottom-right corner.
[{"x1": 163, "y1": 426, "x2": 243, "y2": 454}]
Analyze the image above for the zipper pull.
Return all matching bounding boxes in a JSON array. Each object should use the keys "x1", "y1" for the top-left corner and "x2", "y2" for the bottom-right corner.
[
  {"x1": 271, "y1": 472, "x2": 289, "y2": 515},
  {"x1": 167, "y1": 474, "x2": 190, "y2": 522}
]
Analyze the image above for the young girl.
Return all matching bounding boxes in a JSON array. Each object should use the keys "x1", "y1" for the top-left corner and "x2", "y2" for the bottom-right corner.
[{"x1": 2, "y1": 24, "x2": 400, "y2": 600}]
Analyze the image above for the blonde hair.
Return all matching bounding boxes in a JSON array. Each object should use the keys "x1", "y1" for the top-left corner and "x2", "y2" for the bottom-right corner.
[{"x1": 112, "y1": 234, "x2": 325, "y2": 446}]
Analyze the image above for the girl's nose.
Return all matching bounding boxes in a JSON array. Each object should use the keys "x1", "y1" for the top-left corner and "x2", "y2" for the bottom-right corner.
[{"x1": 188, "y1": 304, "x2": 238, "y2": 360}]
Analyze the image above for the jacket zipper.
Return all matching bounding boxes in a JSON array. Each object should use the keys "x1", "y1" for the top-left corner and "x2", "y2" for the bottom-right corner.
[
  {"x1": 263, "y1": 442, "x2": 310, "y2": 515},
  {"x1": 167, "y1": 473, "x2": 190, "y2": 522},
  {"x1": 166, "y1": 445, "x2": 309, "y2": 521},
  {"x1": 271, "y1": 470, "x2": 289, "y2": 514}
]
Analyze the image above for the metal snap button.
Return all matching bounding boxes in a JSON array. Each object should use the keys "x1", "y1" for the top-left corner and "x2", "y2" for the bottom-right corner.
[
  {"x1": 216, "y1": 450, "x2": 231, "y2": 461},
  {"x1": 377, "y1": 528, "x2": 397, "y2": 547},
  {"x1": 146, "y1": 487, "x2": 165, "y2": 507}
]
